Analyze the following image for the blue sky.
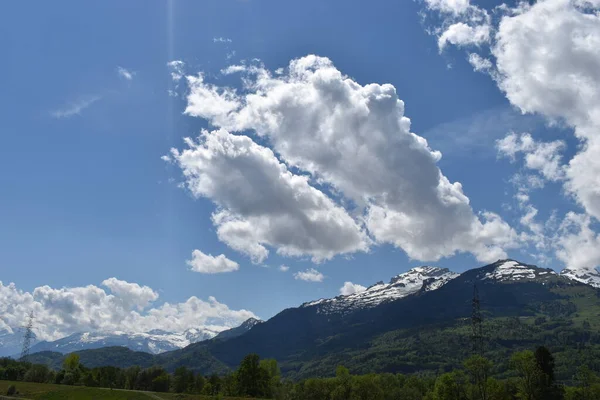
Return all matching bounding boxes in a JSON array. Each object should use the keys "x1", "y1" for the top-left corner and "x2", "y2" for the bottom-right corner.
[{"x1": 2, "y1": 0, "x2": 599, "y2": 338}]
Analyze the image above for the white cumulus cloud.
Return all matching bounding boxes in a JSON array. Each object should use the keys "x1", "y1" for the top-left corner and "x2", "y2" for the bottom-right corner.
[
  {"x1": 0, "y1": 278, "x2": 255, "y2": 342},
  {"x1": 424, "y1": 0, "x2": 600, "y2": 274},
  {"x1": 555, "y1": 212, "x2": 600, "y2": 273},
  {"x1": 339, "y1": 281, "x2": 367, "y2": 296},
  {"x1": 438, "y1": 23, "x2": 490, "y2": 50},
  {"x1": 294, "y1": 268, "x2": 325, "y2": 282},
  {"x1": 187, "y1": 250, "x2": 240, "y2": 274},
  {"x1": 468, "y1": 53, "x2": 493, "y2": 72},
  {"x1": 424, "y1": 0, "x2": 470, "y2": 15},
  {"x1": 175, "y1": 55, "x2": 518, "y2": 263}
]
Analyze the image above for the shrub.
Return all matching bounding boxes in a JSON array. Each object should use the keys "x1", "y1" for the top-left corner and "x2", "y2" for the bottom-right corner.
[{"x1": 6, "y1": 384, "x2": 16, "y2": 396}]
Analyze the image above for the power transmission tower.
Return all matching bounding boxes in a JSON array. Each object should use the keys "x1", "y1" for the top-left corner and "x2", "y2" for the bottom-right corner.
[
  {"x1": 471, "y1": 284, "x2": 484, "y2": 356},
  {"x1": 20, "y1": 311, "x2": 34, "y2": 362}
]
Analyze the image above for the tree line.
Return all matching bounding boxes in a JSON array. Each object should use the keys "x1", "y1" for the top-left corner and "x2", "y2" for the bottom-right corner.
[{"x1": 2, "y1": 346, "x2": 600, "y2": 399}]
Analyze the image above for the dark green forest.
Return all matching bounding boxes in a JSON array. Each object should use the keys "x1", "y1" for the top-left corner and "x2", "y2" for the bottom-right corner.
[{"x1": 3, "y1": 346, "x2": 600, "y2": 399}]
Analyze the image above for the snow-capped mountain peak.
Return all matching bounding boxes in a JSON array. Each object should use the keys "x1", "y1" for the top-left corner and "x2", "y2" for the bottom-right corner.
[
  {"x1": 481, "y1": 259, "x2": 557, "y2": 282},
  {"x1": 560, "y1": 266, "x2": 600, "y2": 288},
  {"x1": 239, "y1": 317, "x2": 262, "y2": 329},
  {"x1": 302, "y1": 266, "x2": 459, "y2": 315}
]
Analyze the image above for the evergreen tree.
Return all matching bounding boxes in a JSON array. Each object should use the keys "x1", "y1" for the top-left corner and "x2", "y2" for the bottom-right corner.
[{"x1": 534, "y1": 346, "x2": 564, "y2": 400}]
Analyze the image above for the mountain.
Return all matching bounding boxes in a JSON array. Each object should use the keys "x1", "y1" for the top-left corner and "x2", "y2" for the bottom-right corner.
[
  {"x1": 302, "y1": 266, "x2": 458, "y2": 315},
  {"x1": 27, "y1": 327, "x2": 220, "y2": 356},
  {"x1": 162, "y1": 259, "x2": 600, "y2": 379},
  {"x1": 561, "y1": 266, "x2": 600, "y2": 288},
  {"x1": 214, "y1": 318, "x2": 263, "y2": 340},
  {"x1": 24, "y1": 259, "x2": 600, "y2": 381}
]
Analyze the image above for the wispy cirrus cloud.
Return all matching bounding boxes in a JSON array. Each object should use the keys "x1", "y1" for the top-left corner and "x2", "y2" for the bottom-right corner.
[
  {"x1": 50, "y1": 95, "x2": 102, "y2": 119},
  {"x1": 213, "y1": 37, "x2": 232, "y2": 43},
  {"x1": 422, "y1": 106, "x2": 543, "y2": 158},
  {"x1": 117, "y1": 66, "x2": 135, "y2": 81}
]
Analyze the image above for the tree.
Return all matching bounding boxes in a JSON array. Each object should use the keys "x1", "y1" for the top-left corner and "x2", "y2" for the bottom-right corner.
[
  {"x1": 350, "y1": 374, "x2": 385, "y2": 400},
  {"x1": 172, "y1": 366, "x2": 192, "y2": 393},
  {"x1": 63, "y1": 353, "x2": 80, "y2": 371},
  {"x1": 511, "y1": 350, "x2": 542, "y2": 400},
  {"x1": 332, "y1": 366, "x2": 352, "y2": 400},
  {"x1": 260, "y1": 358, "x2": 281, "y2": 397},
  {"x1": 124, "y1": 366, "x2": 140, "y2": 390},
  {"x1": 151, "y1": 373, "x2": 170, "y2": 392},
  {"x1": 302, "y1": 378, "x2": 334, "y2": 400},
  {"x1": 207, "y1": 374, "x2": 222, "y2": 395},
  {"x1": 433, "y1": 371, "x2": 467, "y2": 400},
  {"x1": 464, "y1": 355, "x2": 492, "y2": 400},
  {"x1": 574, "y1": 365, "x2": 597, "y2": 400},
  {"x1": 193, "y1": 373, "x2": 206, "y2": 394},
  {"x1": 23, "y1": 364, "x2": 50, "y2": 383},
  {"x1": 237, "y1": 353, "x2": 263, "y2": 397},
  {"x1": 534, "y1": 346, "x2": 564, "y2": 400}
]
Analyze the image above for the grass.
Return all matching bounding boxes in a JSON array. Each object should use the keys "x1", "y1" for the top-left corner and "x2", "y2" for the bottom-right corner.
[{"x1": 0, "y1": 381, "x2": 257, "y2": 400}]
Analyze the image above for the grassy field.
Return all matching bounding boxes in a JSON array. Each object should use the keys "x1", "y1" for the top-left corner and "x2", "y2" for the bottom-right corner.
[{"x1": 0, "y1": 381, "x2": 256, "y2": 400}]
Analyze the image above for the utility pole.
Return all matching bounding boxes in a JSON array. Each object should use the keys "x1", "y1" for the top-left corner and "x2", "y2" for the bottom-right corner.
[
  {"x1": 471, "y1": 284, "x2": 484, "y2": 356},
  {"x1": 20, "y1": 311, "x2": 34, "y2": 362}
]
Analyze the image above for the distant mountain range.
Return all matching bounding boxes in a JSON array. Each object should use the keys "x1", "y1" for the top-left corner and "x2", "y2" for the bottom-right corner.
[
  {"x1": 1, "y1": 319, "x2": 260, "y2": 358},
  {"x1": 23, "y1": 259, "x2": 600, "y2": 381}
]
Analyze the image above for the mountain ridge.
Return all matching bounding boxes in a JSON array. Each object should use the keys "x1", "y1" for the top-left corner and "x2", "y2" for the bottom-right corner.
[{"x1": 18, "y1": 259, "x2": 600, "y2": 378}]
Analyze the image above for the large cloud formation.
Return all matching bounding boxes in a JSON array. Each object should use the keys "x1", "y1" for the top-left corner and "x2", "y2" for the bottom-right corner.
[
  {"x1": 168, "y1": 129, "x2": 369, "y2": 263},
  {"x1": 427, "y1": 0, "x2": 600, "y2": 272},
  {"x1": 0, "y1": 278, "x2": 256, "y2": 341},
  {"x1": 169, "y1": 56, "x2": 518, "y2": 263}
]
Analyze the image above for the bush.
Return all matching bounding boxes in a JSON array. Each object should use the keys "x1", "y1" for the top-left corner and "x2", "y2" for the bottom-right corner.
[{"x1": 6, "y1": 384, "x2": 16, "y2": 396}]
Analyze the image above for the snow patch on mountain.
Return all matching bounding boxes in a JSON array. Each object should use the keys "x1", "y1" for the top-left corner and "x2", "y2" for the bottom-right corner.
[
  {"x1": 303, "y1": 266, "x2": 459, "y2": 315},
  {"x1": 561, "y1": 266, "x2": 600, "y2": 288},
  {"x1": 482, "y1": 260, "x2": 557, "y2": 282}
]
